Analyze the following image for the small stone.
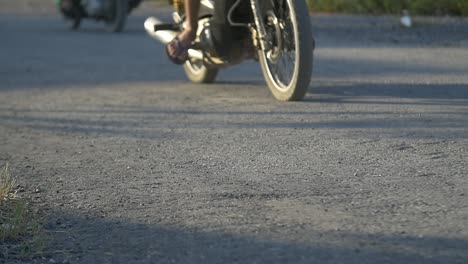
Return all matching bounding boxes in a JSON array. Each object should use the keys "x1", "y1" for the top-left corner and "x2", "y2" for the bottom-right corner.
[
  {"x1": 49, "y1": 258, "x2": 56, "y2": 263},
  {"x1": 1, "y1": 224, "x2": 14, "y2": 230},
  {"x1": 34, "y1": 188, "x2": 41, "y2": 193}
]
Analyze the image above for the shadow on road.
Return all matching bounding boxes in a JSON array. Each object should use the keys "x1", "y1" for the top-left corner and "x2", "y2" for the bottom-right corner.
[
  {"x1": 1, "y1": 81, "x2": 467, "y2": 140},
  {"x1": 313, "y1": 15, "x2": 468, "y2": 47},
  {"x1": 1, "y1": 15, "x2": 467, "y2": 91},
  {"x1": 40, "y1": 209, "x2": 468, "y2": 264},
  {"x1": 310, "y1": 82, "x2": 468, "y2": 102},
  {"x1": 1, "y1": 15, "x2": 467, "y2": 140}
]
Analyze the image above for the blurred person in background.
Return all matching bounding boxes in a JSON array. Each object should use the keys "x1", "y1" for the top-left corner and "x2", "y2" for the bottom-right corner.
[
  {"x1": 58, "y1": 0, "x2": 143, "y2": 16},
  {"x1": 57, "y1": 0, "x2": 209, "y2": 64},
  {"x1": 57, "y1": 0, "x2": 197, "y2": 64}
]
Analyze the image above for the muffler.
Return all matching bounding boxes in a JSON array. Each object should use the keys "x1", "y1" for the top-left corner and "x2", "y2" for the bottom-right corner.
[{"x1": 144, "y1": 17, "x2": 203, "y2": 60}]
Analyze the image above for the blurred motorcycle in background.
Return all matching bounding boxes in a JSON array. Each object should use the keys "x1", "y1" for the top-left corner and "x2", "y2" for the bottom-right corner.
[
  {"x1": 57, "y1": 0, "x2": 142, "y2": 32},
  {"x1": 144, "y1": 0, "x2": 315, "y2": 101}
]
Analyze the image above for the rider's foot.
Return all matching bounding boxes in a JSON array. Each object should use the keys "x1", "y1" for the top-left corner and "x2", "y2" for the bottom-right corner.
[{"x1": 166, "y1": 29, "x2": 196, "y2": 65}]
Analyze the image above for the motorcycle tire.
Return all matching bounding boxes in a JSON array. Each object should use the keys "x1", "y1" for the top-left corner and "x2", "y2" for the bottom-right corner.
[
  {"x1": 59, "y1": 1, "x2": 82, "y2": 31},
  {"x1": 258, "y1": 0, "x2": 314, "y2": 101},
  {"x1": 183, "y1": 60, "x2": 218, "y2": 84},
  {"x1": 69, "y1": 17, "x2": 81, "y2": 30},
  {"x1": 106, "y1": 0, "x2": 128, "y2": 33}
]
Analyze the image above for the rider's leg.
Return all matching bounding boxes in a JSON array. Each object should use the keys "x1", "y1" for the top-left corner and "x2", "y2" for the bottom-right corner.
[{"x1": 167, "y1": 0, "x2": 200, "y2": 60}]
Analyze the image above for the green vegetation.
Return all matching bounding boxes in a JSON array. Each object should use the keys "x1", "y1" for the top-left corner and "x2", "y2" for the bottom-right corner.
[
  {"x1": 307, "y1": 0, "x2": 468, "y2": 16},
  {"x1": 0, "y1": 163, "x2": 47, "y2": 260},
  {"x1": 0, "y1": 164, "x2": 15, "y2": 201}
]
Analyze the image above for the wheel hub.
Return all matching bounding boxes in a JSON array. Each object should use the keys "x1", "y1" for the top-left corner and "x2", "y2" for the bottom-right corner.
[{"x1": 265, "y1": 11, "x2": 283, "y2": 64}]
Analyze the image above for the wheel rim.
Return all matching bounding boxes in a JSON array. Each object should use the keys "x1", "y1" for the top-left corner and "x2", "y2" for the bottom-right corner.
[
  {"x1": 262, "y1": 0, "x2": 298, "y2": 92},
  {"x1": 183, "y1": 17, "x2": 209, "y2": 74},
  {"x1": 185, "y1": 58, "x2": 204, "y2": 74}
]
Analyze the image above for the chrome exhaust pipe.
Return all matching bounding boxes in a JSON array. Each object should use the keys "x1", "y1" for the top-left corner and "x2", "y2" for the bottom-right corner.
[
  {"x1": 144, "y1": 17, "x2": 203, "y2": 60},
  {"x1": 144, "y1": 17, "x2": 176, "y2": 44}
]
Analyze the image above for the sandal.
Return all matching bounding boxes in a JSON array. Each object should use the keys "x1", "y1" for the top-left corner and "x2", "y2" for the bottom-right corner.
[{"x1": 166, "y1": 36, "x2": 191, "y2": 65}]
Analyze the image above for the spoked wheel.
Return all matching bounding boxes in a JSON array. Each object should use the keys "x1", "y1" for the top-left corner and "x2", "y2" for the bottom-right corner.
[
  {"x1": 258, "y1": 0, "x2": 314, "y2": 101},
  {"x1": 106, "y1": 0, "x2": 128, "y2": 33}
]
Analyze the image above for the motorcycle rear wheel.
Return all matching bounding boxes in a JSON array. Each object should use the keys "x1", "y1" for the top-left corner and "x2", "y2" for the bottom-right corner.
[
  {"x1": 183, "y1": 59, "x2": 218, "y2": 83},
  {"x1": 182, "y1": 18, "x2": 218, "y2": 83},
  {"x1": 258, "y1": 0, "x2": 314, "y2": 101},
  {"x1": 106, "y1": 0, "x2": 128, "y2": 33},
  {"x1": 60, "y1": 3, "x2": 81, "y2": 30}
]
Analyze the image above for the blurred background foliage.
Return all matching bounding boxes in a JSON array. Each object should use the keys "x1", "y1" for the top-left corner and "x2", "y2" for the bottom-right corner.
[{"x1": 307, "y1": 0, "x2": 468, "y2": 16}]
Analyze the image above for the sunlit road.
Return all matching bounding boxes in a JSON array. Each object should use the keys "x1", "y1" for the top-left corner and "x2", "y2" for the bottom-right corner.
[{"x1": 1, "y1": 6, "x2": 468, "y2": 263}]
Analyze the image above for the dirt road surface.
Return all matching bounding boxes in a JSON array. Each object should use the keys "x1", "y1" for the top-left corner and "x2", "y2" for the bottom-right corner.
[{"x1": 1, "y1": 2, "x2": 467, "y2": 263}]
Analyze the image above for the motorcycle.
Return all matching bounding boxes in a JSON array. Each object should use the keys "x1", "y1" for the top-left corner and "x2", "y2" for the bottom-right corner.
[
  {"x1": 144, "y1": 0, "x2": 315, "y2": 101},
  {"x1": 57, "y1": 0, "x2": 142, "y2": 32}
]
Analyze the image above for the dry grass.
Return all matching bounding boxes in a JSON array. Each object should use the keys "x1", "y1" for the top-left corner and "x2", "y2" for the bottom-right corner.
[
  {"x1": 0, "y1": 163, "x2": 15, "y2": 202},
  {"x1": 0, "y1": 163, "x2": 48, "y2": 260}
]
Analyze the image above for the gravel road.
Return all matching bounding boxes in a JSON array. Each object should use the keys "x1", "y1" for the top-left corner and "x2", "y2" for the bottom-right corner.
[{"x1": 1, "y1": 3, "x2": 467, "y2": 264}]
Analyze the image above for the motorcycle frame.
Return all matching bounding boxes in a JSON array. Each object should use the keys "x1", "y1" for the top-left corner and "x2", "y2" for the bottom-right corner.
[
  {"x1": 198, "y1": 0, "x2": 270, "y2": 51},
  {"x1": 249, "y1": 0, "x2": 270, "y2": 51}
]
